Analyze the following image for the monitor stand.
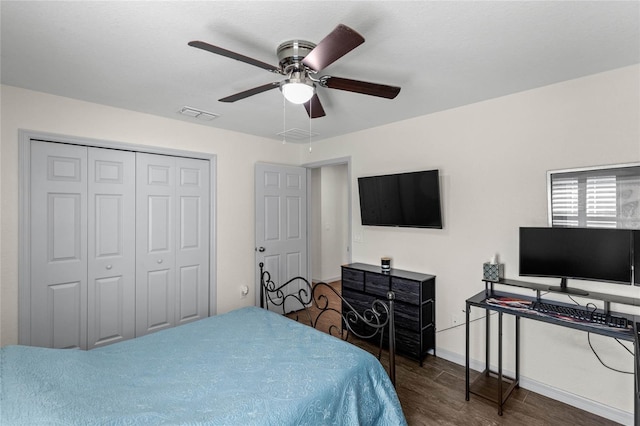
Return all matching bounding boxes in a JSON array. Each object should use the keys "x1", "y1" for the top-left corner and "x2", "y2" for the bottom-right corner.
[{"x1": 548, "y1": 277, "x2": 589, "y2": 296}]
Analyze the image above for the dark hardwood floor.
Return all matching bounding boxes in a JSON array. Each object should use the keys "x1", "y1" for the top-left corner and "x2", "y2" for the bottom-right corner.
[
  {"x1": 304, "y1": 280, "x2": 621, "y2": 426},
  {"x1": 351, "y1": 337, "x2": 619, "y2": 426}
]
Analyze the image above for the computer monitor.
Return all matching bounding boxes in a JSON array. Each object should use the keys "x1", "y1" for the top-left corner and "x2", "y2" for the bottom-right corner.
[{"x1": 519, "y1": 227, "x2": 633, "y2": 295}]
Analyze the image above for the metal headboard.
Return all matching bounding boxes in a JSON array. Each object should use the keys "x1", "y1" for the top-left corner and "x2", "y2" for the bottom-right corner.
[{"x1": 259, "y1": 262, "x2": 396, "y2": 385}]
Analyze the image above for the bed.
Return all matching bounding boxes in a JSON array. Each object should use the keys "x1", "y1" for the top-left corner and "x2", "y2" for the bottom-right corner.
[{"x1": 1, "y1": 302, "x2": 406, "y2": 424}]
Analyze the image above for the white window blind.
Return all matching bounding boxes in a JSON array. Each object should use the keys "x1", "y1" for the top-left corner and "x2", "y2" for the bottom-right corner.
[
  {"x1": 548, "y1": 164, "x2": 640, "y2": 229},
  {"x1": 586, "y1": 176, "x2": 617, "y2": 228},
  {"x1": 550, "y1": 178, "x2": 579, "y2": 227}
]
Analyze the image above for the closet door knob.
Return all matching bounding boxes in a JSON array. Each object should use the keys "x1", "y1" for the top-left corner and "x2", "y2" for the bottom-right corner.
[
  {"x1": 157, "y1": 259, "x2": 163, "y2": 264},
  {"x1": 106, "y1": 265, "x2": 112, "y2": 270}
]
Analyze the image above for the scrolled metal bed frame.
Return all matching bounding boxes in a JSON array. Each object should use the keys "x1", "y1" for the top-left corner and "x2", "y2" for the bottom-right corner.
[{"x1": 259, "y1": 262, "x2": 396, "y2": 385}]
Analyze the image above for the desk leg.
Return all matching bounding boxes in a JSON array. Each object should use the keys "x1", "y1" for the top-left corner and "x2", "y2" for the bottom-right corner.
[
  {"x1": 635, "y1": 321, "x2": 639, "y2": 426},
  {"x1": 465, "y1": 302, "x2": 470, "y2": 401},
  {"x1": 498, "y1": 311, "x2": 503, "y2": 416},
  {"x1": 516, "y1": 316, "x2": 520, "y2": 389},
  {"x1": 485, "y1": 308, "x2": 490, "y2": 377}
]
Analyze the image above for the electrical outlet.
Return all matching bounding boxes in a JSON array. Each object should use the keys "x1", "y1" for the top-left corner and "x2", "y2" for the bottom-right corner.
[
  {"x1": 451, "y1": 313, "x2": 463, "y2": 326},
  {"x1": 240, "y1": 285, "x2": 249, "y2": 298}
]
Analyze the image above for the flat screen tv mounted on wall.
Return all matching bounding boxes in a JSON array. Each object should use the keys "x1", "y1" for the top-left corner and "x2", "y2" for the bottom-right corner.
[{"x1": 358, "y1": 169, "x2": 443, "y2": 229}]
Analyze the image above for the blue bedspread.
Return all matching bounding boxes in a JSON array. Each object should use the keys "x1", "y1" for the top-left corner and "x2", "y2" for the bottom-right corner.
[{"x1": 1, "y1": 307, "x2": 406, "y2": 425}]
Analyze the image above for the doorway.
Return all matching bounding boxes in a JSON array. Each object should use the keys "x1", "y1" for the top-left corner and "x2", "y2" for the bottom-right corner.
[{"x1": 305, "y1": 158, "x2": 351, "y2": 284}]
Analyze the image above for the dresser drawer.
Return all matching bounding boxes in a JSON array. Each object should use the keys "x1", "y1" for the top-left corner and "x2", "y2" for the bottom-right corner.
[
  {"x1": 395, "y1": 325, "x2": 434, "y2": 359},
  {"x1": 394, "y1": 302, "x2": 420, "y2": 332},
  {"x1": 365, "y1": 273, "x2": 390, "y2": 297},
  {"x1": 395, "y1": 327, "x2": 420, "y2": 358},
  {"x1": 342, "y1": 289, "x2": 375, "y2": 313},
  {"x1": 342, "y1": 278, "x2": 364, "y2": 292},
  {"x1": 394, "y1": 301, "x2": 433, "y2": 331},
  {"x1": 342, "y1": 268, "x2": 364, "y2": 292},
  {"x1": 342, "y1": 268, "x2": 364, "y2": 282},
  {"x1": 391, "y1": 277, "x2": 420, "y2": 304},
  {"x1": 392, "y1": 277, "x2": 435, "y2": 304}
]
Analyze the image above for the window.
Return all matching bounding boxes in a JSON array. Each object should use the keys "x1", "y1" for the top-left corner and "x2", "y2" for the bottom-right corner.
[{"x1": 547, "y1": 164, "x2": 640, "y2": 229}]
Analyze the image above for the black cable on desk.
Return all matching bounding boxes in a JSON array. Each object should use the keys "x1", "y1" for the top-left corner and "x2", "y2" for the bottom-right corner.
[
  {"x1": 587, "y1": 333, "x2": 633, "y2": 375},
  {"x1": 566, "y1": 296, "x2": 634, "y2": 374}
]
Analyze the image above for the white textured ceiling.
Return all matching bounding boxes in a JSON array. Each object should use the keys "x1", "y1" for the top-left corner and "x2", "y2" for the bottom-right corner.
[{"x1": 2, "y1": 1, "x2": 639, "y2": 143}]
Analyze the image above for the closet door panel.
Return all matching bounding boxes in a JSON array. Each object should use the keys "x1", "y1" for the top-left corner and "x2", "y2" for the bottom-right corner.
[
  {"x1": 30, "y1": 141, "x2": 87, "y2": 349},
  {"x1": 136, "y1": 153, "x2": 176, "y2": 336},
  {"x1": 178, "y1": 265, "x2": 200, "y2": 321},
  {"x1": 176, "y1": 158, "x2": 210, "y2": 324},
  {"x1": 146, "y1": 269, "x2": 172, "y2": 330},
  {"x1": 91, "y1": 276, "x2": 125, "y2": 346},
  {"x1": 148, "y1": 196, "x2": 172, "y2": 252},
  {"x1": 50, "y1": 281, "x2": 83, "y2": 349},
  {"x1": 87, "y1": 148, "x2": 135, "y2": 348}
]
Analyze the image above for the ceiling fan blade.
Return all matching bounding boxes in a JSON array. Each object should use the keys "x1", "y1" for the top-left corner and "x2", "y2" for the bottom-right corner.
[
  {"x1": 188, "y1": 41, "x2": 281, "y2": 73},
  {"x1": 302, "y1": 24, "x2": 365, "y2": 72},
  {"x1": 219, "y1": 82, "x2": 280, "y2": 103},
  {"x1": 303, "y1": 94, "x2": 326, "y2": 118},
  {"x1": 322, "y1": 76, "x2": 401, "y2": 99}
]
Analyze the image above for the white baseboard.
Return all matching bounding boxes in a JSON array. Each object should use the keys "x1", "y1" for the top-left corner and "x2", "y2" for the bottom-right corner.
[
  {"x1": 435, "y1": 347, "x2": 633, "y2": 426},
  {"x1": 313, "y1": 276, "x2": 341, "y2": 284}
]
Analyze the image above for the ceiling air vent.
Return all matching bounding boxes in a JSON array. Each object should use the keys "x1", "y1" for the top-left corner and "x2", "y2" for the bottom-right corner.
[
  {"x1": 178, "y1": 106, "x2": 219, "y2": 121},
  {"x1": 276, "y1": 128, "x2": 319, "y2": 142}
]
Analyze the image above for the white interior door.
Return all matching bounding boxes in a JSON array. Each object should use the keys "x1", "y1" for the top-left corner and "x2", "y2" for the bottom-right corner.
[
  {"x1": 175, "y1": 157, "x2": 210, "y2": 325},
  {"x1": 255, "y1": 162, "x2": 307, "y2": 310},
  {"x1": 87, "y1": 147, "x2": 136, "y2": 349},
  {"x1": 136, "y1": 153, "x2": 176, "y2": 336},
  {"x1": 30, "y1": 141, "x2": 88, "y2": 349},
  {"x1": 136, "y1": 153, "x2": 210, "y2": 336}
]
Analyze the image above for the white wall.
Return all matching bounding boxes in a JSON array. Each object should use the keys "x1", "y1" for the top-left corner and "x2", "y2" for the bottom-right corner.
[
  {"x1": 310, "y1": 167, "x2": 322, "y2": 281},
  {"x1": 0, "y1": 85, "x2": 300, "y2": 346},
  {"x1": 301, "y1": 65, "x2": 640, "y2": 419}
]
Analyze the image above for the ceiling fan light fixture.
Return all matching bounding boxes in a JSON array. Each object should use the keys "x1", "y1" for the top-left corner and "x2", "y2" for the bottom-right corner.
[{"x1": 280, "y1": 74, "x2": 315, "y2": 104}]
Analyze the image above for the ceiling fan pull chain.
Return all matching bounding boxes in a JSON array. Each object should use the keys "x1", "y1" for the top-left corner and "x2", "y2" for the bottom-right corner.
[
  {"x1": 308, "y1": 102, "x2": 312, "y2": 153},
  {"x1": 282, "y1": 93, "x2": 287, "y2": 144}
]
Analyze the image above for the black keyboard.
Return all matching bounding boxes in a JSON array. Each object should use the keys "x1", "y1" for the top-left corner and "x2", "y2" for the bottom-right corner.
[{"x1": 529, "y1": 301, "x2": 629, "y2": 329}]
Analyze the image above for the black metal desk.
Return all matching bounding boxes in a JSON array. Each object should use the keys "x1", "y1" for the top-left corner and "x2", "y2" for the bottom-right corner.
[{"x1": 465, "y1": 279, "x2": 639, "y2": 422}]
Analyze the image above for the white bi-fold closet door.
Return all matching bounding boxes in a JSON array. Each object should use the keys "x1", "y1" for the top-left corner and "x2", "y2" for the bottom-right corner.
[
  {"x1": 29, "y1": 141, "x2": 209, "y2": 350},
  {"x1": 135, "y1": 152, "x2": 210, "y2": 337}
]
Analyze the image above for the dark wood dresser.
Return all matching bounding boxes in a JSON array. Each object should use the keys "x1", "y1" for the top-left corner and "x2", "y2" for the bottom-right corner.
[{"x1": 341, "y1": 262, "x2": 436, "y2": 364}]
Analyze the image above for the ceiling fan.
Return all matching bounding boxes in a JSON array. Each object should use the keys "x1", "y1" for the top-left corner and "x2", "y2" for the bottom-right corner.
[{"x1": 188, "y1": 24, "x2": 401, "y2": 119}]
